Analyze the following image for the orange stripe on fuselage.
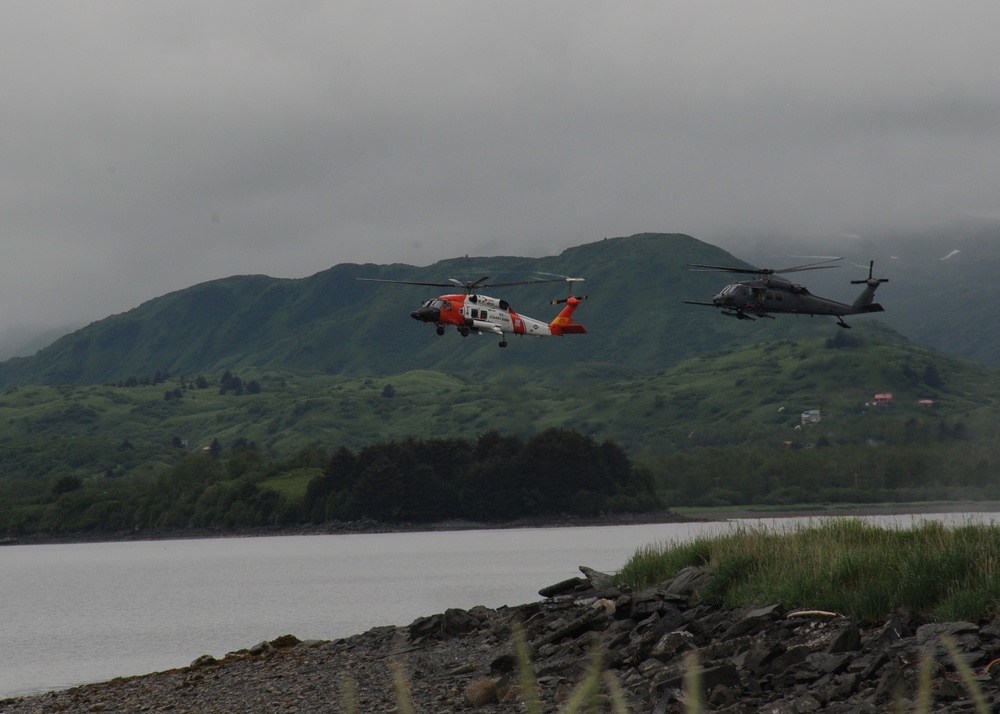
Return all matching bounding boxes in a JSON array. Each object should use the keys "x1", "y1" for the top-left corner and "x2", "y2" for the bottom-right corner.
[
  {"x1": 509, "y1": 309, "x2": 526, "y2": 335},
  {"x1": 436, "y1": 294, "x2": 467, "y2": 326}
]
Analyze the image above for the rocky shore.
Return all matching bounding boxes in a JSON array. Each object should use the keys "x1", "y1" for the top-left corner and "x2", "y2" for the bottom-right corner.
[{"x1": 4, "y1": 564, "x2": 997, "y2": 713}]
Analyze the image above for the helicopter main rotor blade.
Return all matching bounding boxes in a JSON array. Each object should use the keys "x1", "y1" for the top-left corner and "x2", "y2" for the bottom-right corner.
[
  {"x1": 356, "y1": 278, "x2": 460, "y2": 288},
  {"x1": 772, "y1": 257, "x2": 843, "y2": 274},
  {"x1": 449, "y1": 276, "x2": 491, "y2": 290},
  {"x1": 357, "y1": 276, "x2": 583, "y2": 291},
  {"x1": 687, "y1": 263, "x2": 764, "y2": 275},
  {"x1": 688, "y1": 257, "x2": 842, "y2": 275},
  {"x1": 476, "y1": 276, "x2": 585, "y2": 289}
]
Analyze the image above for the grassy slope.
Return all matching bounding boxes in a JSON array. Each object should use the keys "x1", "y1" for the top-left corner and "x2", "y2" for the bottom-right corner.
[
  {"x1": 0, "y1": 329, "x2": 995, "y2": 488},
  {"x1": 616, "y1": 518, "x2": 1000, "y2": 622}
]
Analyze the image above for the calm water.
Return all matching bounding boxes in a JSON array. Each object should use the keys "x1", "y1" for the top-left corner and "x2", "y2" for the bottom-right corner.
[{"x1": 1, "y1": 514, "x2": 996, "y2": 698}]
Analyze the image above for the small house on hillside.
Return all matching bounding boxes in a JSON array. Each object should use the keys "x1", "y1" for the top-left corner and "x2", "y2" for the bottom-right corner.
[
  {"x1": 801, "y1": 409, "x2": 821, "y2": 425},
  {"x1": 874, "y1": 393, "x2": 893, "y2": 406}
]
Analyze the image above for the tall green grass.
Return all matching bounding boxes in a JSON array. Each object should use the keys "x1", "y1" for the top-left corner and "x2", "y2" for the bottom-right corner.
[{"x1": 616, "y1": 519, "x2": 1000, "y2": 622}]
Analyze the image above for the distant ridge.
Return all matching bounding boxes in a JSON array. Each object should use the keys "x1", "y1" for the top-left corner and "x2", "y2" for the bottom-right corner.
[{"x1": 0, "y1": 231, "x2": 980, "y2": 387}]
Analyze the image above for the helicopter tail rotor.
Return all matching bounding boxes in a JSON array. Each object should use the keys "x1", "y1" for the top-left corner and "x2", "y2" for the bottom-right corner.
[
  {"x1": 850, "y1": 260, "x2": 889, "y2": 312},
  {"x1": 549, "y1": 277, "x2": 587, "y2": 304},
  {"x1": 850, "y1": 260, "x2": 889, "y2": 286}
]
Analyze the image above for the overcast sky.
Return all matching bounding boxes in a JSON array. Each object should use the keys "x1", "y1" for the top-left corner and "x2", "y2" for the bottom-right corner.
[{"x1": 1, "y1": 1, "x2": 998, "y2": 344}]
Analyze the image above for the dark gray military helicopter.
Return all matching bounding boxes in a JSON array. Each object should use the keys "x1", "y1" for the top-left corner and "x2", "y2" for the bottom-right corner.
[{"x1": 682, "y1": 257, "x2": 888, "y2": 328}]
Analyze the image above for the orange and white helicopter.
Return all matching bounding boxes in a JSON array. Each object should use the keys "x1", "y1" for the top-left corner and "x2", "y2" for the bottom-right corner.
[{"x1": 357, "y1": 275, "x2": 587, "y2": 348}]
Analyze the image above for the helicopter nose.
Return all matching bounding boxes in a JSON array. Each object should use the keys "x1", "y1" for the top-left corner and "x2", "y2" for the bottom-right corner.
[{"x1": 411, "y1": 307, "x2": 440, "y2": 323}]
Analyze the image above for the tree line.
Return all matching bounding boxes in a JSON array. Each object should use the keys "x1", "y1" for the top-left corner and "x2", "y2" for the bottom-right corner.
[
  {"x1": 0, "y1": 429, "x2": 663, "y2": 537},
  {"x1": 303, "y1": 429, "x2": 661, "y2": 523}
]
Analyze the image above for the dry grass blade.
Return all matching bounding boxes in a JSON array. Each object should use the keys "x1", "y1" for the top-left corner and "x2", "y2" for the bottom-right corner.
[
  {"x1": 338, "y1": 673, "x2": 359, "y2": 714},
  {"x1": 603, "y1": 671, "x2": 631, "y2": 714},
  {"x1": 942, "y1": 635, "x2": 989, "y2": 714},
  {"x1": 559, "y1": 641, "x2": 605, "y2": 714},
  {"x1": 513, "y1": 622, "x2": 544, "y2": 714},
  {"x1": 682, "y1": 650, "x2": 703, "y2": 714},
  {"x1": 391, "y1": 661, "x2": 417, "y2": 714},
  {"x1": 911, "y1": 654, "x2": 932, "y2": 714}
]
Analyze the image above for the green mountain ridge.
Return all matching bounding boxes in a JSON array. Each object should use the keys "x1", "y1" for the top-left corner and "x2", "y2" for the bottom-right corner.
[{"x1": 0, "y1": 233, "x2": 888, "y2": 387}]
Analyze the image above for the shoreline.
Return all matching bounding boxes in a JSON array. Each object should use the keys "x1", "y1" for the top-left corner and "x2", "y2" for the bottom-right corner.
[
  {"x1": 675, "y1": 499, "x2": 1000, "y2": 520},
  {"x1": 0, "y1": 510, "x2": 688, "y2": 546},
  {"x1": 4, "y1": 501, "x2": 1000, "y2": 547},
  {"x1": 4, "y1": 551, "x2": 997, "y2": 712}
]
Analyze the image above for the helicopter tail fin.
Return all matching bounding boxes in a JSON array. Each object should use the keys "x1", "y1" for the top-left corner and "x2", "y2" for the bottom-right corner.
[
  {"x1": 548, "y1": 295, "x2": 587, "y2": 335},
  {"x1": 850, "y1": 260, "x2": 889, "y2": 311}
]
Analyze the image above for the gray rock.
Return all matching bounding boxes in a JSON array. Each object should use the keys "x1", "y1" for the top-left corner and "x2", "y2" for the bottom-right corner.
[
  {"x1": 441, "y1": 607, "x2": 477, "y2": 636},
  {"x1": 665, "y1": 565, "x2": 712, "y2": 597},
  {"x1": 578, "y1": 565, "x2": 613, "y2": 589},
  {"x1": 190, "y1": 654, "x2": 217, "y2": 668},
  {"x1": 724, "y1": 603, "x2": 784, "y2": 639},
  {"x1": 538, "y1": 576, "x2": 585, "y2": 598},
  {"x1": 826, "y1": 624, "x2": 862, "y2": 653}
]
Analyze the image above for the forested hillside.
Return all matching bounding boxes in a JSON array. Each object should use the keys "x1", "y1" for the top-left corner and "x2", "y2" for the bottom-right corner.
[{"x1": 0, "y1": 326, "x2": 998, "y2": 536}]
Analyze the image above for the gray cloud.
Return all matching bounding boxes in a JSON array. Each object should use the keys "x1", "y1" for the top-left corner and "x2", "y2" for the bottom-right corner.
[{"x1": 1, "y1": 1, "x2": 998, "y2": 347}]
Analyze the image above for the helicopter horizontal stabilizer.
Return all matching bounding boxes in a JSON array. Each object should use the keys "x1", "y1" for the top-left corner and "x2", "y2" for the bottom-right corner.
[
  {"x1": 860, "y1": 303, "x2": 885, "y2": 313},
  {"x1": 548, "y1": 295, "x2": 587, "y2": 335},
  {"x1": 721, "y1": 310, "x2": 755, "y2": 321}
]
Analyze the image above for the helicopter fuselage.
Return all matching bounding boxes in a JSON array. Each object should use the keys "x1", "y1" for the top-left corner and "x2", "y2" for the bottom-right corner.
[
  {"x1": 711, "y1": 276, "x2": 866, "y2": 317},
  {"x1": 684, "y1": 260, "x2": 887, "y2": 328},
  {"x1": 358, "y1": 275, "x2": 587, "y2": 347},
  {"x1": 410, "y1": 292, "x2": 586, "y2": 346}
]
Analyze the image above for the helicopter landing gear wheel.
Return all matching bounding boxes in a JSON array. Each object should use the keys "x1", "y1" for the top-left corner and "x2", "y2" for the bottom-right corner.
[
  {"x1": 498, "y1": 340, "x2": 507, "y2": 348},
  {"x1": 436, "y1": 326, "x2": 445, "y2": 336},
  {"x1": 459, "y1": 327, "x2": 470, "y2": 337}
]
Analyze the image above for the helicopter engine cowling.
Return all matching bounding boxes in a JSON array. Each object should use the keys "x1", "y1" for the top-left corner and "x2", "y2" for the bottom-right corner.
[{"x1": 469, "y1": 319, "x2": 497, "y2": 333}]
